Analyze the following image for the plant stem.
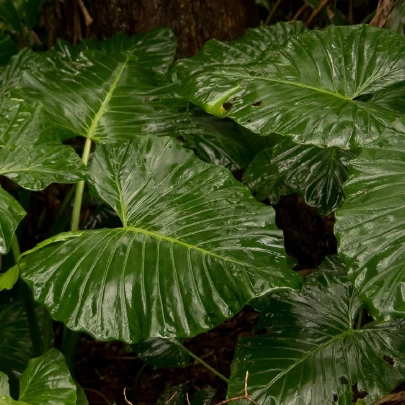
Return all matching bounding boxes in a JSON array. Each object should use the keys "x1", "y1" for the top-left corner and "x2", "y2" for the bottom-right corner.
[
  {"x1": 63, "y1": 137, "x2": 93, "y2": 375},
  {"x1": 12, "y1": 235, "x2": 43, "y2": 357},
  {"x1": 265, "y1": 0, "x2": 282, "y2": 25},
  {"x1": 180, "y1": 344, "x2": 229, "y2": 383},
  {"x1": 71, "y1": 137, "x2": 93, "y2": 231}
]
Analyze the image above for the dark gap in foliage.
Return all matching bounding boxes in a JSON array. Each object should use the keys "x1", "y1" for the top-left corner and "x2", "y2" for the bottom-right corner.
[
  {"x1": 340, "y1": 376, "x2": 349, "y2": 385},
  {"x1": 353, "y1": 308, "x2": 374, "y2": 330},
  {"x1": 383, "y1": 355, "x2": 395, "y2": 366},
  {"x1": 252, "y1": 101, "x2": 262, "y2": 107},
  {"x1": 352, "y1": 382, "x2": 368, "y2": 402},
  {"x1": 222, "y1": 102, "x2": 232, "y2": 111},
  {"x1": 272, "y1": 194, "x2": 337, "y2": 270},
  {"x1": 75, "y1": 306, "x2": 259, "y2": 404},
  {"x1": 333, "y1": 393, "x2": 338, "y2": 402}
]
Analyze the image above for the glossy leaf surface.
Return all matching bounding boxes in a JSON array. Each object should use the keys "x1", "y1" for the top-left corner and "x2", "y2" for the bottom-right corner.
[
  {"x1": 18, "y1": 349, "x2": 76, "y2": 405},
  {"x1": 171, "y1": 22, "x2": 306, "y2": 81},
  {"x1": 132, "y1": 338, "x2": 189, "y2": 368},
  {"x1": 228, "y1": 273, "x2": 405, "y2": 405},
  {"x1": 244, "y1": 137, "x2": 355, "y2": 214},
  {"x1": 19, "y1": 44, "x2": 253, "y2": 170},
  {"x1": 19, "y1": 136, "x2": 301, "y2": 342},
  {"x1": 180, "y1": 25, "x2": 405, "y2": 148},
  {"x1": 336, "y1": 117, "x2": 405, "y2": 320},
  {"x1": 0, "y1": 302, "x2": 35, "y2": 378},
  {"x1": 0, "y1": 33, "x2": 18, "y2": 66},
  {"x1": 0, "y1": 186, "x2": 25, "y2": 254}
]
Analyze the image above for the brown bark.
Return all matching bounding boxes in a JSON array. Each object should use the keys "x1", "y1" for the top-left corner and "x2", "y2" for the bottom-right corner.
[{"x1": 45, "y1": 0, "x2": 259, "y2": 58}]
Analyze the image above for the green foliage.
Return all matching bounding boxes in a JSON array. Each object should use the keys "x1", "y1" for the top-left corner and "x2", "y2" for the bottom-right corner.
[
  {"x1": 228, "y1": 272, "x2": 405, "y2": 405},
  {"x1": 0, "y1": 19, "x2": 405, "y2": 405}
]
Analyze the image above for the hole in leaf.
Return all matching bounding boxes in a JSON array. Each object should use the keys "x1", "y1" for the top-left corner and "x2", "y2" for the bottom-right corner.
[
  {"x1": 252, "y1": 101, "x2": 262, "y2": 107},
  {"x1": 352, "y1": 383, "x2": 368, "y2": 402},
  {"x1": 383, "y1": 355, "x2": 394, "y2": 365},
  {"x1": 222, "y1": 102, "x2": 233, "y2": 111},
  {"x1": 176, "y1": 136, "x2": 186, "y2": 143},
  {"x1": 333, "y1": 393, "x2": 338, "y2": 402},
  {"x1": 246, "y1": 119, "x2": 252, "y2": 123},
  {"x1": 339, "y1": 376, "x2": 348, "y2": 385}
]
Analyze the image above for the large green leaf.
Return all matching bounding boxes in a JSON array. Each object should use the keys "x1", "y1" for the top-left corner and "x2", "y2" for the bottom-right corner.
[
  {"x1": 0, "y1": 302, "x2": 34, "y2": 378},
  {"x1": 228, "y1": 272, "x2": 405, "y2": 405},
  {"x1": 0, "y1": 33, "x2": 18, "y2": 66},
  {"x1": 244, "y1": 137, "x2": 356, "y2": 214},
  {"x1": 336, "y1": 116, "x2": 405, "y2": 320},
  {"x1": 171, "y1": 22, "x2": 306, "y2": 81},
  {"x1": 19, "y1": 136, "x2": 301, "y2": 343},
  {"x1": 0, "y1": 265, "x2": 19, "y2": 291},
  {"x1": 0, "y1": 186, "x2": 25, "y2": 254},
  {"x1": 78, "y1": 28, "x2": 176, "y2": 74},
  {"x1": 18, "y1": 349, "x2": 76, "y2": 405},
  {"x1": 131, "y1": 338, "x2": 190, "y2": 368},
  {"x1": 19, "y1": 44, "x2": 253, "y2": 171},
  {"x1": 180, "y1": 25, "x2": 405, "y2": 149}
]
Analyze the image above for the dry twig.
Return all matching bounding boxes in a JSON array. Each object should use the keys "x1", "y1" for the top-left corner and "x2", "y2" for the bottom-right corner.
[
  {"x1": 306, "y1": 0, "x2": 332, "y2": 27},
  {"x1": 370, "y1": 0, "x2": 396, "y2": 27},
  {"x1": 216, "y1": 372, "x2": 260, "y2": 405},
  {"x1": 123, "y1": 388, "x2": 134, "y2": 405}
]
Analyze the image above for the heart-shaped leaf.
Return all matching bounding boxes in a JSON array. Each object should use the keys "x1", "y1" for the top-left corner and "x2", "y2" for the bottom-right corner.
[
  {"x1": 228, "y1": 272, "x2": 405, "y2": 405},
  {"x1": 131, "y1": 338, "x2": 190, "y2": 368},
  {"x1": 336, "y1": 116, "x2": 405, "y2": 320},
  {"x1": 244, "y1": 137, "x2": 356, "y2": 214},
  {"x1": 171, "y1": 22, "x2": 306, "y2": 81},
  {"x1": 0, "y1": 33, "x2": 18, "y2": 66},
  {"x1": 18, "y1": 43, "x2": 254, "y2": 171},
  {"x1": 180, "y1": 25, "x2": 405, "y2": 148},
  {"x1": 19, "y1": 136, "x2": 301, "y2": 343},
  {"x1": 18, "y1": 349, "x2": 76, "y2": 405}
]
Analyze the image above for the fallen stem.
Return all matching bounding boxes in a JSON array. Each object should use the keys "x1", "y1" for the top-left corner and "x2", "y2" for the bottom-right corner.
[
  {"x1": 265, "y1": 0, "x2": 282, "y2": 25},
  {"x1": 180, "y1": 343, "x2": 229, "y2": 383}
]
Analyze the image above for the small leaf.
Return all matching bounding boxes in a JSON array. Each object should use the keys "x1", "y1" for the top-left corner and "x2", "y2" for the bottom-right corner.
[
  {"x1": 0, "y1": 266, "x2": 19, "y2": 291},
  {"x1": 180, "y1": 25, "x2": 405, "y2": 149},
  {"x1": 190, "y1": 388, "x2": 216, "y2": 405},
  {"x1": 336, "y1": 116, "x2": 405, "y2": 320},
  {"x1": 255, "y1": 0, "x2": 270, "y2": 11},
  {"x1": 19, "y1": 136, "x2": 301, "y2": 343},
  {"x1": 18, "y1": 349, "x2": 76, "y2": 405},
  {"x1": 156, "y1": 384, "x2": 187, "y2": 405},
  {"x1": 0, "y1": 186, "x2": 25, "y2": 255},
  {"x1": 244, "y1": 137, "x2": 355, "y2": 214},
  {"x1": 131, "y1": 338, "x2": 190, "y2": 368},
  {"x1": 0, "y1": 372, "x2": 10, "y2": 396},
  {"x1": 228, "y1": 272, "x2": 405, "y2": 405}
]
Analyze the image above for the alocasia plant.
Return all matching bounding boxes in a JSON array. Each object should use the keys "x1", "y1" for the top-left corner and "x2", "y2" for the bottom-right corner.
[{"x1": 0, "y1": 19, "x2": 405, "y2": 405}]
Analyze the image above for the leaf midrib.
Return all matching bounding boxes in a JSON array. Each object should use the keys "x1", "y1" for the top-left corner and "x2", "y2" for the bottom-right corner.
[
  {"x1": 85, "y1": 56, "x2": 130, "y2": 140},
  {"x1": 125, "y1": 226, "x2": 249, "y2": 268}
]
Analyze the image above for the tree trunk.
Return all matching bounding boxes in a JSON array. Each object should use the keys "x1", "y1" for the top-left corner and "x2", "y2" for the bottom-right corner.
[{"x1": 44, "y1": 0, "x2": 259, "y2": 57}]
